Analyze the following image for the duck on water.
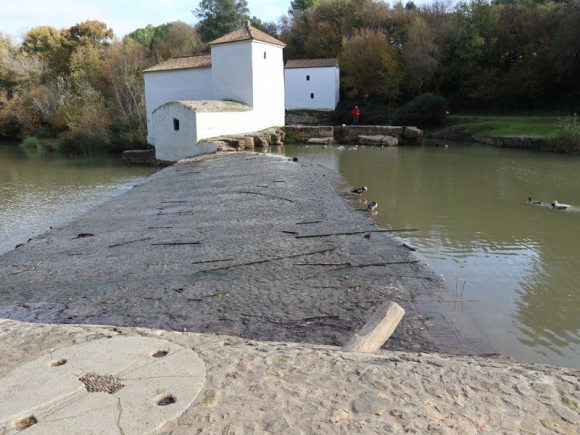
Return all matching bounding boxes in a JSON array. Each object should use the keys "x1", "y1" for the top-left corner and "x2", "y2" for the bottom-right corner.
[{"x1": 551, "y1": 200, "x2": 570, "y2": 210}]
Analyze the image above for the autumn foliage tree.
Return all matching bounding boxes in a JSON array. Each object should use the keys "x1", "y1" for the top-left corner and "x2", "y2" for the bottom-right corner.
[{"x1": 340, "y1": 28, "x2": 401, "y2": 112}]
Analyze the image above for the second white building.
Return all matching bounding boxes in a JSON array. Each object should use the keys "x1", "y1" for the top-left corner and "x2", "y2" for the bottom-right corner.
[{"x1": 284, "y1": 58, "x2": 340, "y2": 110}]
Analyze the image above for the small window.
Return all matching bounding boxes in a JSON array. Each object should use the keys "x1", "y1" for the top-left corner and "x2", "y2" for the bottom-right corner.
[
  {"x1": 306, "y1": 75, "x2": 310, "y2": 81},
  {"x1": 310, "y1": 93, "x2": 314, "y2": 99},
  {"x1": 264, "y1": 51, "x2": 267, "y2": 59},
  {"x1": 173, "y1": 118, "x2": 180, "y2": 131}
]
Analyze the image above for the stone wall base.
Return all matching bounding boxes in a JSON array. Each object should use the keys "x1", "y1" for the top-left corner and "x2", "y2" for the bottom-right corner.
[
  {"x1": 122, "y1": 149, "x2": 172, "y2": 166},
  {"x1": 283, "y1": 125, "x2": 424, "y2": 146}
]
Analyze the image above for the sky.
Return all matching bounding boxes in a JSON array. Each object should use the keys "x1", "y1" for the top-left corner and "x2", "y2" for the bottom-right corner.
[{"x1": 0, "y1": 0, "x2": 290, "y2": 41}]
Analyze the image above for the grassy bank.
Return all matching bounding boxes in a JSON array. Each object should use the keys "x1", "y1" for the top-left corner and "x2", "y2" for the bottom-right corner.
[
  {"x1": 441, "y1": 115, "x2": 580, "y2": 153},
  {"x1": 448, "y1": 115, "x2": 559, "y2": 138}
]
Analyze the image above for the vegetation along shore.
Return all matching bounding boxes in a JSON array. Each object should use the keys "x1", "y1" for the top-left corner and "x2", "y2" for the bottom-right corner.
[{"x1": 2, "y1": 0, "x2": 580, "y2": 154}]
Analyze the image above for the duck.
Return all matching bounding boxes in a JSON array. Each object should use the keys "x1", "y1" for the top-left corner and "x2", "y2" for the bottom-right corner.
[
  {"x1": 367, "y1": 201, "x2": 378, "y2": 211},
  {"x1": 551, "y1": 200, "x2": 570, "y2": 210},
  {"x1": 528, "y1": 197, "x2": 542, "y2": 205},
  {"x1": 351, "y1": 186, "x2": 367, "y2": 194}
]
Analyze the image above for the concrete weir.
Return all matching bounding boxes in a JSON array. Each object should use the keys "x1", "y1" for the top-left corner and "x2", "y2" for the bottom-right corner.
[{"x1": 0, "y1": 152, "x2": 468, "y2": 353}]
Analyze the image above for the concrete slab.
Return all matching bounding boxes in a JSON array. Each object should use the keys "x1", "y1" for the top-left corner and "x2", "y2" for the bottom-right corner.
[{"x1": 0, "y1": 336, "x2": 205, "y2": 434}]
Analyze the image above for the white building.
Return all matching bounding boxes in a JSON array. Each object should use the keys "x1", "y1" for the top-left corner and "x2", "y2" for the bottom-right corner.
[
  {"x1": 284, "y1": 58, "x2": 340, "y2": 110},
  {"x1": 143, "y1": 23, "x2": 286, "y2": 161}
]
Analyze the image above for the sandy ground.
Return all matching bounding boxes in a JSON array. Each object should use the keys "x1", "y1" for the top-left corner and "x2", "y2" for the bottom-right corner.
[
  {"x1": 1, "y1": 319, "x2": 578, "y2": 434},
  {"x1": 0, "y1": 152, "x2": 482, "y2": 354}
]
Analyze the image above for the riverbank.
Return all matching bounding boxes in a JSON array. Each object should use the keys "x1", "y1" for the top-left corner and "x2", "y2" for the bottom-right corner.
[
  {"x1": 429, "y1": 115, "x2": 580, "y2": 153},
  {"x1": 0, "y1": 152, "x2": 472, "y2": 353},
  {"x1": 2, "y1": 319, "x2": 579, "y2": 434}
]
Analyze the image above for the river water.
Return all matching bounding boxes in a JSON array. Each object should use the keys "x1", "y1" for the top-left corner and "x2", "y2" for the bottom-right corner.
[
  {"x1": 282, "y1": 142, "x2": 580, "y2": 369},
  {"x1": 2, "y1": 141, "x2": 579, "y2": 368},
  {"x1": 0, "y1": 143, "x2": 157, "y2": 255}
]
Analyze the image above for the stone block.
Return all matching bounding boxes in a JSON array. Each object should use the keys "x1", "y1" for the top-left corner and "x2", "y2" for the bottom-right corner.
[
  {"x1": 270, "y1": 134, "x2": 283, "y2": 145},
  {"x1": 244, "y1": 136, "x2": 255, "y2": 149},
  {"x1": 122, "y1": 149, "x2": 156, "y2": 164},
  {"x1": 254, "y1": 135, "x2": 269, "y2": 147},
  {"x1": 317, "y1": 127, "x2": 334, "y2": 137},
  {"x1": 307, "y1": 137, "x2": 335, "y2": 145},
  {"x1": 403, "y1": 126, "x2": 423, "y2": 138},
  {"x1": 357, "y1": 135, "x2": 399, "y2": 146},
  {"x1": 382, "y1": 135, "x2": 399, "y2": 146}
]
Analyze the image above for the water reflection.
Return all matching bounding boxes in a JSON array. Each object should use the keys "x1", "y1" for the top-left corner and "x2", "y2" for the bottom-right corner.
[
  {"x1": 282, "y1": 143, "x2": 580, "y2": 368},
  {"x1": 0, "y1": 143, "x2": 157, "y2": 254}
]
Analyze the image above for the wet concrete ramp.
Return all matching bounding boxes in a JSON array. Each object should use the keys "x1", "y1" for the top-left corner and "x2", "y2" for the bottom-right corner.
[{"x1": 0, "y1": 153, "x2": 461, "y2": 352}]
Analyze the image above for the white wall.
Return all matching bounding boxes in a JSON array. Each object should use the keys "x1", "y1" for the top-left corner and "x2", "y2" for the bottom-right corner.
[
  {"x1": 211, "y1": 41, "x2": 254, "y2": 106},
  {"x1": 335, "y1": 66, "x2": 340, "y2": 108},
  {"x1": 250, "y1": 40, "x2": 285, "y2": 130},
  {"x1": 144, "y1": 68, "x2": 212, "y2": 144},
  {"x1": 196, "y1": 110, "x2": 256, "y2": 140},
  {"x1": 284, "y1": 66, "x2": 339, "y2": 110},
  {"x1": 151, "y1": 103, "x2": 217, "y2": 161}
]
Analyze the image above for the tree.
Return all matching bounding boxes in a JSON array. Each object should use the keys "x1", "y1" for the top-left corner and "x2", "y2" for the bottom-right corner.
[
  {"x1": 68, "y1": 44, "x2": 111, "y2": 97},
  {"x1": 248, "y1": 17, "x2": 279, "y2": 38},
  {"x1": 21, "y1": 26, "x2": 68, "y2": 74},
  {"x1": 0, "y1": 33, "x2": 16, "y2": 89},
  {"x1": 127, "y1": 23, "x2": 171, "y2": 50},
  {"x1": 151, "y1": 22, "x2": 203, "y2": 61},
  {"x1": 340, "y1": 28, "x2": 402, "y2": 120},
  {"x1": 403, "y1": 16, "x2": 439, "y2": 94},
  {"x1": 194, "y1": 0, "x2": 250, "y2": 43},
  {"x1": 64, "y1": 20, "x2": 114, "y2": 47},
  {"x1": 107, "y1": 39, "x2": 149, "y2": 144},
  {"x1": 289, "y1": 0, "x2": 319, "y2": 15},
  {"x1": 21, "y1": 26, "x2": 62, "y2": 59}
]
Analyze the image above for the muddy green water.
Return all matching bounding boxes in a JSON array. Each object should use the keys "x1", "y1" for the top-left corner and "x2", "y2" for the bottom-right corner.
[
  {"x1": 0, "y1": 144, "x2": 157, "y2": 255},
  {"x1": 282, "y1": 142, "x2": 580, "y2": 369}
]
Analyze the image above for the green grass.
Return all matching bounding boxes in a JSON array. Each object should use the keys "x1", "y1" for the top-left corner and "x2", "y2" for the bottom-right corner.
[{"x1": 449, "y1": 115, "x2": 559, "y2": 138}]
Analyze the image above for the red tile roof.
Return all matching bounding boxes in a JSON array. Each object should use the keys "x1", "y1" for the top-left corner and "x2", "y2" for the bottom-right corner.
[
  {"x1": 209, "y1": 22, "x2": 286, "y2": 47},
  {"x1": 143, "y1": 55, "x2": 211, "y2": 73},
  {"x1": 285, "y1": 58, "x2": 339, "y2": 69}
]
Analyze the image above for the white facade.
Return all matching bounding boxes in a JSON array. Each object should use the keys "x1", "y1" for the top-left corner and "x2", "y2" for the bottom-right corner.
[
  {"x1": 250, "y1": 41, "x2": 286, "y2": 130},
  {"x1": 144, "y1": 27, "x2": 286, "y2": 161},
  {"x1": 144, "y1": 68, "x2": 212, "y2": 144},
  {"x1": 152, "y1": 101, "x2": 259, "y2": 161},
  {"x1": 285, "y1": 65, "x2": 340, "y2": 110}
]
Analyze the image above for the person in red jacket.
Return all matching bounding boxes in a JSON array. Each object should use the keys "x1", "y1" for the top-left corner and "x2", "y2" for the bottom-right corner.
[{"x1": 352, "y1": 106, "x2": 361, "y2": 125}]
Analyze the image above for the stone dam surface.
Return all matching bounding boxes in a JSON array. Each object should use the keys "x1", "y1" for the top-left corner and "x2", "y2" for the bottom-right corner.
[{"x1": 1, "y1": 152, "x2": 471, "y2": 353}]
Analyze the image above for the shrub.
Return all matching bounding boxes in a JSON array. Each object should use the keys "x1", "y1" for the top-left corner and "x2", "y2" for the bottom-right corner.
[
  {"x1": 57, "y1": 130, "x2": 108, "y2": 156},
  {"x1": 331, "y1": 98, "x2": 393, "y2": 125},
  {"x1": 549, "y1": 117, "x2": 580, "y2": 152},
  {"x1": 22, "y1": 135, "x2": 41, "y2": 150},
  {"x1": 109, "y1": 120, "x2": 148, "y2": 151},
  {"x1": 393, "y1": 93, "x2": 448, "y2": 128}
]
